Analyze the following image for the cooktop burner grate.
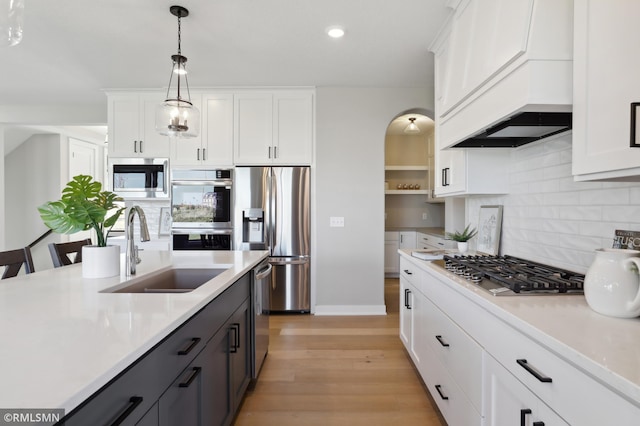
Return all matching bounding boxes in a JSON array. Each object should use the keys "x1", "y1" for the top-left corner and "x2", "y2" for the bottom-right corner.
[{"x1": 442, "y1": 254, "x2": 584, "y2": 295}]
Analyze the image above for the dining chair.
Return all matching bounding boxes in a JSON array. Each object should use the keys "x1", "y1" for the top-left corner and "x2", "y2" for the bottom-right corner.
[
  {"x1": 0, "y1": 247, "x2": 35, "y2": 279},
  {"x1": 48, "y1": 239, "x2": 92, "y2": 268}
]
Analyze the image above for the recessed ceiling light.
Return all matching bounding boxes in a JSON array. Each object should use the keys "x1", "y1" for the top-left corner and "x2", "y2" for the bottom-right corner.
[{"x1": 326, "y1": 26, "x2": 345, "y2": 38}]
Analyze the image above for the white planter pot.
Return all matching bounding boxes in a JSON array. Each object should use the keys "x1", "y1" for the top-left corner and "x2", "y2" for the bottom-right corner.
[
  {"x1": 457, "y1": 242, "x2": 469, "y2": 254},
  {"x1": 82, "y1": 245, "x2": 121, "y2": 278}
]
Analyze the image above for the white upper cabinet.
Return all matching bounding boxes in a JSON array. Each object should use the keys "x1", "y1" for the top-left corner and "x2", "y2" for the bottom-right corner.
[
  {"x1": 572, "y1": 0, "x2": 640, "y2": 181},
  {"x1": 432, "y1": 0, "x2": 573, "y2": 149},
  {"x1": 434, "y1": 147, "x2": 510, "y2": 197},
  {"x1": 234, "y1": 90, "x2": 313, "y2": 165},
  {"x1": 172, "y1": 93, "x2": 232, "y2": 167},
  {"x1": 107, "y1": 92, "x2": 171, "y2": 158}
]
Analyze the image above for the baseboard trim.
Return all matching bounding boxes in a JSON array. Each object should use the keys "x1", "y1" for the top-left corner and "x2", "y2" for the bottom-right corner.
[{"x1": 313, "y1": 305, "x2": 387, "y2": 316}]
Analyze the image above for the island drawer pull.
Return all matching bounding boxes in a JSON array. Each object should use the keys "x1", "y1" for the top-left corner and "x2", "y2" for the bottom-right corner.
[
  {"x1": 403, "y1": 269, "x2": 413, "y2": 275},
  {"x1": 434, "y1": 384, "x2": 449, "y2": 400},
  {"x1": 109, "y1": 396, "x2": 143, "y2": 426},
  {"x1": 517, "y1": 359, "x2": 552, "y2": 383},
  {"x1": 435, "y1": 335, "x2": 450, "y2": 347},
  {"x1": 179, "y1": 367, "x2": 202, "y2": 388},
  {"x1": 178, "y1": 337, "x2": 201, "y2": 356},
  {"x1": 520, "y1": 408, "x2": 531, "y2": 426}
]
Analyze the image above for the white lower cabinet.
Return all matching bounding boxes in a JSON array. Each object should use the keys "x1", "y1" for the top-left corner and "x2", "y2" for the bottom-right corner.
[
  {"x1": 483, "y1": 354, "x2": 569, "y2": 426},
  {"x1": 385, "y1": 232, "x2": 400, "y2": 274},
  {"x1": 399, "y1": 252, "x2": 640, "y2": 426}
]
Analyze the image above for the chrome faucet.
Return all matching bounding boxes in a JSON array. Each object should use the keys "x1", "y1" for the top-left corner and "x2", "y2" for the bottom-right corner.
[{"x1": 126, "y1": 206, "x2": 150, "y2": 276}]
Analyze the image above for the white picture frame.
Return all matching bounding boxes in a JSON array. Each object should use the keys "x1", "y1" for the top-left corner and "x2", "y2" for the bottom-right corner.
[
  {"x1": 477, "y1": 205, "x2": 503, "y2": 255},
  {"x1": 159, "y1": 207, "x2": 172, "y2": 236}
]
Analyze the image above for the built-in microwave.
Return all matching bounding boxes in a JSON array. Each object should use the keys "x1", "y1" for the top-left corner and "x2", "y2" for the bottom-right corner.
[{"x1": 108, "y1": 158, "x2": 169, "y2": 199}]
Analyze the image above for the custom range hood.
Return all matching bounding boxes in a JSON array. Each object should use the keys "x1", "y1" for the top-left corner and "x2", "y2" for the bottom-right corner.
[{"x1": 453, "y1": 112, "x2": 572, "y2": 148}]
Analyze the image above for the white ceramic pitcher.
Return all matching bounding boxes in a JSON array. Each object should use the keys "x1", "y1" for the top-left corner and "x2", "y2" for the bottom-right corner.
[{"x1": 584, "y1": 248, "x2": 640, "y2": 318}]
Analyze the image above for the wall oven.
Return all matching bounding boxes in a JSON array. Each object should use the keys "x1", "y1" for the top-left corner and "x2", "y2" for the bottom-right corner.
[
  {"x1": 171, "y1": 169, "x2": 233, "y2": 250},
  {"x1": 108, "y1": 158, "x2": 169, "y2": 199}
]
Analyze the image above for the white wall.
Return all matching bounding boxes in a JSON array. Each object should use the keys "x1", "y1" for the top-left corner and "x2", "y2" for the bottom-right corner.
[
  {"x1": 466, "y1": 133, "x2": 640, "y2": 273},
  {"x1": 314, "y1": 87, "x2": 432, "y2": 314},
  {"x1": 5, "y1": 134, "x2": 64, "y2": 270}
]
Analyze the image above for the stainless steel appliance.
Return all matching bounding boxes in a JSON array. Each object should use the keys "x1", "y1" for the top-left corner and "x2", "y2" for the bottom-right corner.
[
  {"x1": 252, "y1": 259, "x2": 272, "y2": 379},
  {"x1": 436, "y1": 254, "x2": 584, "y2": 296},
  {"x1": 234, "y1": 167, "x2": 310, "y2": 312},
  {"x1": 108, "y1": 158, "x2": 169, "y2": 199},
  {"x1": 171, "y1": 169, "x2": 233, "y2": 250}
]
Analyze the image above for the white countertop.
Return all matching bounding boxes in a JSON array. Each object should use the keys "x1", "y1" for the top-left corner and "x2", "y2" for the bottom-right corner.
[
  {"x1": 399, "y1": 249, "x2": 640, "y2": 406},
  {"x1": 0, "y1": 250, "x2": 268, "y2": 412}
]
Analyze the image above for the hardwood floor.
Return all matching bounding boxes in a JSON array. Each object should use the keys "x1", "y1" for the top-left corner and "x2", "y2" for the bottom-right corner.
[{"x1": 234, "y1": 278, "x2": 446, "y2": 426}]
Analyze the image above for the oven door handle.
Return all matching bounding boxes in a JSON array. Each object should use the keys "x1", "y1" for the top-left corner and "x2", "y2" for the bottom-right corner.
[{"x1": 269, "y1": 256, "x2": 310, "y2": 266}]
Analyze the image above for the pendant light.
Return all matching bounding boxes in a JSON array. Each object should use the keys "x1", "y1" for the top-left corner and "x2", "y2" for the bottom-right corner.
[
  {"x1": 155, "y1": 5, "x2": 200, "y2": 138},
  {"x1": 404, "y1": 117, "x2": 420, "y2": 134},
  {"x1": 0, "y1": 0, "x2": 24, "y2": 47}
]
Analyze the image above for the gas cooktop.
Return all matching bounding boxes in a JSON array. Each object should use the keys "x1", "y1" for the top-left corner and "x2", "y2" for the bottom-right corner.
[{"x1": 433, "y1": 254, "x2": 585, "y2": 296}]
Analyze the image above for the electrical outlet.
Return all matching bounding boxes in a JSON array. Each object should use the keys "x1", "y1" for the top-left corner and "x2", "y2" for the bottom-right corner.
[
  {"x1": 329, "y1": 216, "x2": 345, "y2": 227},
  {"x1": 422, "y1": 212, "x2": 428, "y2": 220}
]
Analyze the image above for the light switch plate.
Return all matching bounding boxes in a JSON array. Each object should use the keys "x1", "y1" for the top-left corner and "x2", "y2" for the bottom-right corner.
[{"x1": 329, "y1": 216, "x2": 345, "y2": 227}]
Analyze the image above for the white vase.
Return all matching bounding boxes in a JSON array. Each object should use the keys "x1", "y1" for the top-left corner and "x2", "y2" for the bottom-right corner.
[
  {"x1": 457, "y1": 242, "x2": 469, "y2": 254},
  {"x1": 584, "y1": 248, "x2": 640, "y2": 318},
  {"x1": 82, "y1": 245, "x2": 121, "y2": 278}
]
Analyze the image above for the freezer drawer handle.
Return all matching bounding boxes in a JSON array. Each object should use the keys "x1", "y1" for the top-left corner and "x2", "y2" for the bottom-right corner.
[
  {"x1": 269, "y1": 258, "x2": 310, "y2": 266},
  {"x1": 255, "y1": 263, "x2": 273, "y2": 280},
  {"x1": 177, "y1": 337, "x2": 201, "y2": 356},
  {"x1": 516, "y1": 359, "x2": 553, "y2": 383},
  {"x1": 108, "y1": 396, "x2": 143, "y2": 426}
]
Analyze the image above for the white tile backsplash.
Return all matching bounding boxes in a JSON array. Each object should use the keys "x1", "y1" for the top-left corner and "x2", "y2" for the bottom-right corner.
[{"x1": 467, "y1": 133, "x2": 640, "y2": 273}]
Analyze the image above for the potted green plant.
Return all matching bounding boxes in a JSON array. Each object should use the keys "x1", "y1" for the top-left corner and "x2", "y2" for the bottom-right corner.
[
  {"x1": 38, "y1": 175, "x2": 125, "y2": 278},
  {"x1": 446, "y1": 224, "x2": 477, "y2": 253}
]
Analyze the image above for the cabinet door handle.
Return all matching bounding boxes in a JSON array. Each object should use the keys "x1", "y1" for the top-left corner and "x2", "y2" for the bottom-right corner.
[
  {"x1": 177, "y1": 337, "x2": 201, "y2": 356},
  {"x1": 268, "y1": 146, "x2": 272, "y2": 158},
  {"x1": 233, "y1": 323, "x2": 241, "y2": 349},
  {"x1": 229, "y1": 323, "x2": 240, "y2": 353},
  {"x1": 533, "y1": 422, "x2": 545, "y2": 426},
  {"x1": 108, "y1": 396, "x2": 143, "y2": 426},
  {"x1": 274, "y1": 146, "x2": 278, "y2": 158},
  {"x1": 202, "y1": 148, "x2": 206, "y2": 161},
  {"x1": 139, "y1": 140, "x2": 143, "y2": 153},
  {"x1": 517, "y1": 359, "x2": 553, "y2": 383},
  {"x1": 178, "y1": 367, "x2": 202, "y2": 388},
  {"x1": 434, "y1": 384, "x2": 449, "y2": 400},
  {"x1": 520, "y1": 408, "x2": 532, "y2": 426},
  {"x1": 197, "y1": 148, "x2": 200, "y2": 160},
  {"x1": 435, "y1": 335, "x2": 450, "y2": 347},
  {"x1": 405, "y1": 289, "x2": 412, "y2": 310},
  {"x1": 133, "y1": 140, "x2": 137, "y2": 153}
]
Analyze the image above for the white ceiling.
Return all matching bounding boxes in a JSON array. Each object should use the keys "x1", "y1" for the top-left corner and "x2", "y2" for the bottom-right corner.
[{"x1": 1, "y1": 0, "x2": 451, "y2": 111}]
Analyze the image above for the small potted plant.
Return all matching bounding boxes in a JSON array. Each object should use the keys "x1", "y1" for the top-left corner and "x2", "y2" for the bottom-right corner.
[
  {"x1": 446, "y1": 224, "x2": 477, "y2": 254},
  {"x1": 38, "y1": 175, "x2": 125, "y2": 278}
]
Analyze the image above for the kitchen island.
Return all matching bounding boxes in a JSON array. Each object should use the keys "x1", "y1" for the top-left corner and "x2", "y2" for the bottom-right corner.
[
  {"x1": 0, "y1": 250, "x2": 268, "y2": 422},
  {"x1": 399, "y1": 249, "x2": 640, "y2": 425}
]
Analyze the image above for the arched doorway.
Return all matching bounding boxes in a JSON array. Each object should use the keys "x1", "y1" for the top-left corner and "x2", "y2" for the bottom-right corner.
[{"x1": 383, "y1": 109, "x2": 444, "y2": 277}]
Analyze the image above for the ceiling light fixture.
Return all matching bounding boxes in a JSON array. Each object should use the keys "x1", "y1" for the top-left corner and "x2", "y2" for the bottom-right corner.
[
  {"x1": 155, "y1": 5, "x2": 200, "y2": 139},
  {"x1": 404, "y1": 117, "x2": 420, "y2": 134},
  {"x1": 0, "y1": 0, "x2": 24, "y2": 47},
  {"x1": 326, "y1": 26, "x2": 345, "y2": 38}
]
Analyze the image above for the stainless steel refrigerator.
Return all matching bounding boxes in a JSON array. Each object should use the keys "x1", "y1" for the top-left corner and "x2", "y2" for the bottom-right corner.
[{"x1": 234, "y1": 166, "x2": 310, "y2": 313}]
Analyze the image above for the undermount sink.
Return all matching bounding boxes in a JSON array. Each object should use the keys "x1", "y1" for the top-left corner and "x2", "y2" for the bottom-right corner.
[{"x1": 104, "y1": 268, "x2": 229, "y2": 294}]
